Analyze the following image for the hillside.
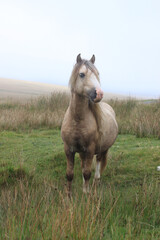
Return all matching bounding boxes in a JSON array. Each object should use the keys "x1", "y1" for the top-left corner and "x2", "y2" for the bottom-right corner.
[
  {"x1": 0, "y1": 78, "x2": 68, "y2": 99},
  {"x1": 0, "y1": 77, "x2": 128, "y2": 100}
]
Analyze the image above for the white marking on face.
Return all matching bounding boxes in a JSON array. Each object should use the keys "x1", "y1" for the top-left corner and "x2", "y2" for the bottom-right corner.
[
  {"x1": 90, "y1": 72, "x2": 101, "y2": 89},
  {"x1": 79, "y1": 66, "x2": 100, "y2": 87}
]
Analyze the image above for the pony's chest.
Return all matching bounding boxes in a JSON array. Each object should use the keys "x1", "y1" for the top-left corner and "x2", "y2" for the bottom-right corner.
[
  {"x1": 69, "y1": 129, "x2": 90, "y2": 152},
  {"x1": 61, "y1": 111, "x2": 98, "y2": 152},
  {"x1": 64, "y1": 125, "x2": 96, "y2": 153}
]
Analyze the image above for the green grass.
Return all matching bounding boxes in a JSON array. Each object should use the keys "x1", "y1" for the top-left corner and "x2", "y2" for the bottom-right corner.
[
  {"x1": 0, "y1": 129, "x2": 65, "y2": 184},
  {"x1": 0, "y1": 129, "x2": 160, "y2": 239}
]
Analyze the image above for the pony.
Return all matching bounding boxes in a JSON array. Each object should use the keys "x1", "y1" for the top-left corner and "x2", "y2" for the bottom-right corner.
[{"x1": 61, "y1": 54, "x2": 118, "y2": 196}]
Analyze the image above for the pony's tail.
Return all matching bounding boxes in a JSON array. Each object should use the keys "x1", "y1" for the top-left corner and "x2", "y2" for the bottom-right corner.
[{"x1": 100, "y1": 150, "x2": 108, "y2": 174}]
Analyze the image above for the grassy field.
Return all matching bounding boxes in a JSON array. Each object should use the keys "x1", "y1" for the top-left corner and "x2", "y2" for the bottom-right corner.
[{"x1": 0, "y1": 94, "x2": 160, "y2": 239}]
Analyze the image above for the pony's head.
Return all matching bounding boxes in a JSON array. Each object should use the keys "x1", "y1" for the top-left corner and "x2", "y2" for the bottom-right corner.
[{"x1": 69, "y1": 54, "x2": 103, "y2": 103}]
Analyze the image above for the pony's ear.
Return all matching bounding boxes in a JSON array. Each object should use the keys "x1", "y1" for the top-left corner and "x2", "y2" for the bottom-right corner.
[
  {"x1": 90, "y1": 54, "x2": 95, "y2": 64},
  {"x1": 76, "y1": 54, "x2": 82, "y2": 63}
]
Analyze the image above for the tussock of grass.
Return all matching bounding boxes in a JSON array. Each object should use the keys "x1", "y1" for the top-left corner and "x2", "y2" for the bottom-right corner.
[{"x1": 0, "y1": 167, "x2": 32, "y2": 187}]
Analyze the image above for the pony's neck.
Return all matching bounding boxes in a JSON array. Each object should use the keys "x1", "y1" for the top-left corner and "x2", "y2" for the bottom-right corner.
[{"x1": 70, "y1": 92, "x2": 89, "y2": 121}]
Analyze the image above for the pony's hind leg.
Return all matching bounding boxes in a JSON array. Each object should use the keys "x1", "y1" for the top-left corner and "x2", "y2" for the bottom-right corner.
[
  {"x1": 94, "y1": 150, "x2": 108, "y2": 182},
  {"x1": 100, "y1": 150, "x2": 108, "y2": 174},
  {"x1": 64, "y1": 144, "x2": 75, "y2": 197}
]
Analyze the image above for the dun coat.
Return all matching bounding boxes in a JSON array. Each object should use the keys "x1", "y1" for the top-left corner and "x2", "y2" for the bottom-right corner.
[{"x1": 61, "y1": 54, "x2": 118, "y2": 196}]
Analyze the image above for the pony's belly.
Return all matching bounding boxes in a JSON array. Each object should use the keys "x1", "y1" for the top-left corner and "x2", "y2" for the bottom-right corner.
[{"x1": 95, "y1": 129, "x2": 118, "y2": 154}]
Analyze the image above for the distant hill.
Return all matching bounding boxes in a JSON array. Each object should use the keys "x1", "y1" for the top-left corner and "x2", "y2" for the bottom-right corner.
[
  {"x1": 0, "y1": 77, "x2": 129, "y2": 100},
  {"x1": 0, "y1": 78, "x2": 68, "y2": 99}
]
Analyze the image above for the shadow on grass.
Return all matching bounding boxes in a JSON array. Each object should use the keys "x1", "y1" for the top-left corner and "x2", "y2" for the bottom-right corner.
[{"x1": 0, "y1": 167, "x2": 33, "y2": 188}]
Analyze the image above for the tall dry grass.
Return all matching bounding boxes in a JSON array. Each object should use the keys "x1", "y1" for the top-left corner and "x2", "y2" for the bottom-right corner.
[
  {"x1": 0, "y1": 93, "x2": 160, "y2": 138},
  {"x1": 0, "y1": 179, "x2": 109, "y2": 239},
  {"x1": 0, "y1": 92, "x2": 70, "y2": 131},
  {"x1": 0, "y1": 176, "x2": 160, "y2": 239},
  {"x1": 108, "y1": 99, "x2": 160, "y2": 138}
]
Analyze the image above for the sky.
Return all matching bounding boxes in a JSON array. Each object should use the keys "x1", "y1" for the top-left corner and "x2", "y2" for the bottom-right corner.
[{"x1": 0, "y1": 0, "x2": 160, "y2": 98}]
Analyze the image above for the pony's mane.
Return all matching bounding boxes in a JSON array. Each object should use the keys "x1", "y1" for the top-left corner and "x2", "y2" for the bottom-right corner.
[
  {"x1": 89, "y1": 100, "x2": 103, "y2": 136},
  {"x1": 69, "y1": 59, "x2": 103, "y2": 136}
]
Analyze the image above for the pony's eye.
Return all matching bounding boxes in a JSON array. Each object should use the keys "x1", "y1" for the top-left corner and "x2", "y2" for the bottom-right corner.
[{"x1": 79, "y1": 73, "x2": 85, "y2": 78}]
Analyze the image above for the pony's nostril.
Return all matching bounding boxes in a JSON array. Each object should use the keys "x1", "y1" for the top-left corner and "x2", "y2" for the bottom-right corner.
[
  {"x1": 93, "y1": 90, "x2": 97, "y2": 99},
  {"x1": 90, "y1": 89, "x2": 97, "y2": 101}
]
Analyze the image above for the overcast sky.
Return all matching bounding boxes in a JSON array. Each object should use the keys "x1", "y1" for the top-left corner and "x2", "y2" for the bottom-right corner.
[{"x1": 0, "y1": 0, "x2": 160, "y2": 97}]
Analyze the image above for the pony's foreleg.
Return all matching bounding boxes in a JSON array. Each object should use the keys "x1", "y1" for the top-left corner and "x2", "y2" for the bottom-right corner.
[
  {"x1": 64, "y1": 145, "x2": 75, "y2": 197},
  {"x1": 80, "y1": 152, "x2": 94, "y2": 193}
]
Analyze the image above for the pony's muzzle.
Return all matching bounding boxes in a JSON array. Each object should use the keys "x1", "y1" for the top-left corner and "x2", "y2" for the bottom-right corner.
[
  {"x1": 94, "y1": 88, "x2": 103, "y2": 103},
  {"x1": 89, "y1": 88, "x2": 103, "y2": 103}
]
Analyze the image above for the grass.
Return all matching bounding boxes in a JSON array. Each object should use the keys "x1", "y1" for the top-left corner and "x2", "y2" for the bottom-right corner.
[{"x1": 0, "y1": 129, "x2": 160, "y2": 239}]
